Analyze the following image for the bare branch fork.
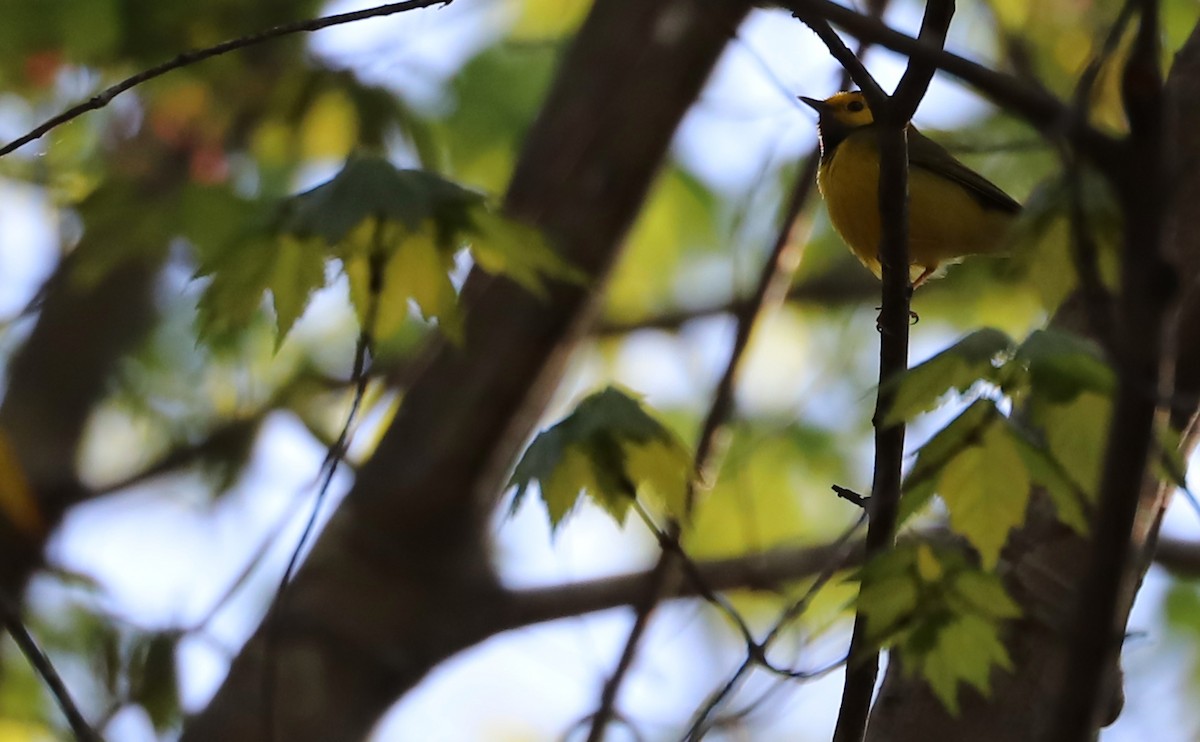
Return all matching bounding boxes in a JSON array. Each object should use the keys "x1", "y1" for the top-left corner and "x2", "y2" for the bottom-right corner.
[
  {"x1": 791, "y1": 2, "x2": 955, "y2": 741},
  {"x1": 0, "y1": 0, "x2": 453, "y2": 158},
  {"x1": 584, "y1": 91, "x2": 821, "y2": 742}
]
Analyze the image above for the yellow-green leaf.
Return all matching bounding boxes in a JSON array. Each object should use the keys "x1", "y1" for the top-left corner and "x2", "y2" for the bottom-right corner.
[
  {"x1": 884, "y1": 328, "x2": 1013, "y2": 426},
  {"x1": 624, "y1": 437, "x2": 691, "y2": 521},
  {"x1": 858, "y1": 570, "x2": 919, "y2": 642},
  {"x1": 268, "y1": 235, "x2": 328, "y2": 340},
  {"x1": 508, "y1": 386, "x2": 694, "y2": 531},
  {"x1": 468, "y1": 209, "x2": 586, "y2": 297},
  {"x1": 542, "y1": 445, "x2": 595, "y2": 528},
  {"x1": 938, "y1": 424, "x2": 1031, "y2": 568},
  {"x1": 1030, "y1": 390, "x2": 1111, "y2": 500},
  {"x1": 915, "y1": 543, "x2": 944, "y2": 582},
  {"x1": 917, "y1": 613, "x2": 1013, "y2": 714},
  {"x1": 951, "y1": 570, "x2": 1021, "y2": 620}
]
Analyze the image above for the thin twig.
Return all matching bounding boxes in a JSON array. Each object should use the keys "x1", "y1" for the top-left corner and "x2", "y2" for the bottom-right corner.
[
  {"x1": 0, "y1": 589, "x2": 101, "y2": 741},
  {"x1": 684, "y1": 658, "x2": 754, "y2": 741},
  {"x1": 593, "y1": 268, "x2": 877, "y2": 336},
  {"x1": 583, "y1": 547, "x2": 676, "y2": 742},
  {"x1": 264, "y1": 225, "x2": 384, "y2": 742},
  {"x1": 0, "y1": 0, "x2": 452, "y2": 158},
  {"x1": 586, "y1": 120, "x2": 822, "y2": 742},
  {"x1": 685, "y1": 512, "x2": 867, "y2": 737},
  {"x1": 779, "y1": 0, "x2": 1122, "y2": 169},
  {"x1": 682, "y1": 23, "x2": 889, "y2": 736},
  {"x1": 793, "y1": 2, "x2": 956, "y2": 739}
]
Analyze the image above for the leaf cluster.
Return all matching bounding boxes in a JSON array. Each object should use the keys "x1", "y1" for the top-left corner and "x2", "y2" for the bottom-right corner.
[
  {"x1": 888, "y1": 327, "x2": 1115, "y2": 567},
  {"x1": 857, "y1": 542, "x2": 1021, "y2": 714},
  {"x1": 193, "y1": 154, "x2": 582, "y2": 346},
  {"x1": 509, "y1": 386, "x2": 693, "y2": 530}
]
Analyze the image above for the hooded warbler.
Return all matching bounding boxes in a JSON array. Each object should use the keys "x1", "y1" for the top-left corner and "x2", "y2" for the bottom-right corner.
[{"x1": 800, "y1": 91, "x2": 1021, "y2": 287}]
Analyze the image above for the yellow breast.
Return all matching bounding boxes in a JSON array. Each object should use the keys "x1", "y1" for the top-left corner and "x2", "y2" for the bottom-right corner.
[{"x1": 817, "y1": 131, "x2": 1014, "y2": 282}]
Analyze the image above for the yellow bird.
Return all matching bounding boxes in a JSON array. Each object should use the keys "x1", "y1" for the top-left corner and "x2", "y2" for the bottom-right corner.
[{"x1": 800, "y1": 91, "x2": 1021, "y2": 287}]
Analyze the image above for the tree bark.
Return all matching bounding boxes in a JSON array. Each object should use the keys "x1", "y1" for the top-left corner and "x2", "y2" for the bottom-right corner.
[
  {"x1": 865, "y1": 18, "x2": 1200, "y2": 742},
  {"x1": 181, "y1": 2, "x2": 751, "y2": 740}
]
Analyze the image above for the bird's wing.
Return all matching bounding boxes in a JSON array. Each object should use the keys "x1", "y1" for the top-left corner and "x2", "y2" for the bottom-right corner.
[{"x1": 908, "y1": 127, "x2": 1022, "y2": 214}]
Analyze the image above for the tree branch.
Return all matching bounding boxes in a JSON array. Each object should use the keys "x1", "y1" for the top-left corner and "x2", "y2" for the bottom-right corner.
[
  {"x1": 1053, "y1": 0, "x2": 1172, "y2": 736},
  {"x1": 593, "y1": 266, "x2": 877, "y2": 336},
  {"x1": 0, "y1": 0, "x2": 452, "y2": 158},
  {"x1": 181, "y1": 2, "x2": 753, "y2": 739},
  {"x1": 777, "y1": 0, "x2": 1122, "y2": 169},
  {"x1": 796, "y1": 2, "x2": 955, "y2": 739},
  {"x1": 0, "y1": 589, "x2": 100, "y2": 742}
]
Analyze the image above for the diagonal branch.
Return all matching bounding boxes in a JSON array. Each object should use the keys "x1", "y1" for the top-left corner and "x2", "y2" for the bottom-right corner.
[
  {"x1": 794, "y1": 3, "x2": 955, "y2": 740},
  {"x1": 0, "y1": 0, "x2": 452, "y2": 158},
  {"x1": 0, "y1": 589, "x2": 100, "y2": 742},
  {"x1": 777, "y1": 0, "x2": 1122, "y2": 169},
  {"x1": 585, "y1": 118, "x2": 821, "y2": 742},
  {"x1": 181, "y1": 2, "x2": 754, "y2": 739}
]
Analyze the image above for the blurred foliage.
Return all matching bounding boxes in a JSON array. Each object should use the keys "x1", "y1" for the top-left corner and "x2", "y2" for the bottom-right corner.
[
  {"x1": 857, "y1": 542, "x2": 1019, "y2": 713},
  {"x1": 0, "y1": 0, "x2": 1196, "y2": 735},
  {"x1": 509, "y1": 386, "x2": 692, "y2": 528},
  {"x1": 894, "y1": 328, "x2": 1113, "y2": 558}
]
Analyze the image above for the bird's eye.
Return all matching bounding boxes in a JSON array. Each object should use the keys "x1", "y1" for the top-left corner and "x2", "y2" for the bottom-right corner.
[{"x1": 847, "y1": 101, "x2": 865, "y2": 112}]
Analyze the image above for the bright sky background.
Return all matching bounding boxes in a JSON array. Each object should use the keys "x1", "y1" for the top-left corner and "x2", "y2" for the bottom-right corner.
[{"x1": 3, "y1": 1, "x2": 1200, "y2": 740}]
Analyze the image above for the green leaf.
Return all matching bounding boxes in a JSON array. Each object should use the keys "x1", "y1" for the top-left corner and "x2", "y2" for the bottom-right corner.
[
  {"x1": 509, "y1": 425, "x2": 569, "y2": 516},
  {"x1": 543, "y1": 445, "x2": 605, "y2": 525},
  {"x1": 195, "y1": 234, "x2": 326, "y2": 344},
  {"x1": 508, "y1": 386, "x2": 694, "y2": 530},
  {"x1": 938, "y1": 423, "x2": 1031, "y2": 568},
  {"x1": 268, "y1": 236, "x2": 328, "y2": 340},
  {"x1": 904, "y1": 400, "x2": 1000, "y2": 497},
  {"x1": 624, "y1": 436, "x2": 692, "y2": 521},
  {"x1": 130, "y1": 632, "x2": 180, "y2": 732},
  {"x1": 1164, "y1": 581, "x2": 1200, "y2": 634},
  {"x1": 1029, "y1": 390, "x2": 1111, "y2": 500},
  {"x1": 883, "y1": 328, "x2": 1013, "y2": 426},
  {"x1": 858, "y1": 568, "x2": 920, "y2": 642},
  {"x1": 854, "y1": 544, "x2": 1018, "y2": 715},
  {"x1": 916, "y1": 613, "x2": 1013, "y2": 714},
  {"x1": 1004, "y1": 419, "x2": 1090, "y2": 534},
  {"x1": 281, "y1": 155, "x2": 483, "y2": 246},
  {"x1": 915, "y1": 543, "x2": 944, "y2": 582},
  {"x1": 1016, "y1": 329, "x2": 1114, "y2": 403},
  {"x1": 381, "y1": 231, "x2": 462, "y2": 342},
  {"x1": 950, "y1": 570, "x2": 1022, "y2": 620},
  {"x1": 468, "y1": 209, "x2": 586, "y2": 296}
]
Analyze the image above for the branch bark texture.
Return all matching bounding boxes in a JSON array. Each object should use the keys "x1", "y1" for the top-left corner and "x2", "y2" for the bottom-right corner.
[
  {"x1": 865, "y1": 15, "x2": 1200, "y2": 742},
  {"x1": 181, "y1": 2, "x2": 751, "y2": 740}
]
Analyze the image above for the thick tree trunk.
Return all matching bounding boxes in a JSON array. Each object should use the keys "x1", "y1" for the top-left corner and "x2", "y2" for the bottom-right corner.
[{"x1": 180, "y1": 2, "x2": 751, "y2": 740}]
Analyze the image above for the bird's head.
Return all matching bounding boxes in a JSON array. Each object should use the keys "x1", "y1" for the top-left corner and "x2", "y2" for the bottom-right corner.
[{"x1": 799, "y1": 91, "x2": 874, "y2": 155}]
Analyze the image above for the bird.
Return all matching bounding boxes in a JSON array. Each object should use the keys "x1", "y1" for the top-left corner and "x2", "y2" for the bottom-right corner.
[{"x1": 800, "y1": 91, "x2": 1021, "y2": 288}]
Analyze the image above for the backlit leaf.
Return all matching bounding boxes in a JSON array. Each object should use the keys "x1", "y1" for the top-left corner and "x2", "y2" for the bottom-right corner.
[
  {"x1": 904, "y1": 400, "x2": 999, "y2": 499},
  {"x1": 281, "y1": 155, "x2": 483, "y2": 245},
  {"x1": 509, "y1": 386, "x2": 694, "y2": 530},
  {"x1": 1016, "y1": 329, "x2": 1114, "y2": 402},
  {"x1": 916, "y1": 613, "x2": 1013, "y2": 714},
  {"x1": 938, "y1": 423, "x2": 1031, "y2": 568},
  {"x1": 468, "y1": 209, "x2": 586, "y2": 296},
  {"x1": 884, "y1": 328, "x2": 1013, "y2": 426},
  {"x1": 1029, "y1": 390, "x2": 1110, "y2": 500}
]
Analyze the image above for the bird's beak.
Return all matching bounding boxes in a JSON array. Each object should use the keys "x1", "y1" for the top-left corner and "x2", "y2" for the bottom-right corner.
[{"x1": 798, "y1": 96, "x2": 826, "y2": 113}]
